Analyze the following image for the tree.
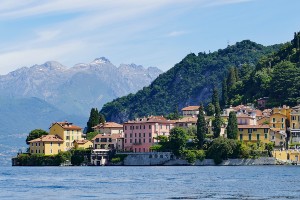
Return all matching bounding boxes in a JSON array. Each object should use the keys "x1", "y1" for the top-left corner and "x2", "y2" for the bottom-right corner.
[
  {"x1": 99, "y1": 113, "x2": 106, "y2": 124},
  {"x1": 87, "y1": 108, "x2": 100, "y2": 133},
  {"x1": 212, "y1": 88, "x2": 221, "y2": 138},
  {"x1": 26, "y1": 129, "x2": 48, "y2": 145},
  {"x1": 86, "y1": 132, "x2": 98, "y2": 141},
  {"x1": 168, "y1": 127, "x2": 188, "y2": 156},
  {"x1": 206, "y1": 103, "x2": 215, "y2": 116},
  {"x1": 226, "y1": 111, "x2": 238, "y2": 139},
  {"x1": 197, "y1": 104, "x2": 206, "y2": 148},
  {"x1": 221, "y1": 78, "x2": 228, "y2": 107},
  {"x1": 227, "y1": 67, "x2": 237, "y2": 88}
]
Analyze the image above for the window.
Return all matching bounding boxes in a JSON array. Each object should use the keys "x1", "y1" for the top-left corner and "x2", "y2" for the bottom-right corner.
[
  {"x1": 58, "y1": 143, "x2": 60, "y2": 147},
  {"x1": 50, "y1": 149, "x2": 52, "y2": 154},
  {"x1": 265, "y1": 134, "x2": 268, "y2": 139},
  {"x1": 31, "y1": 143, "x2": 33, "y2": 146},
  {"x1": 264, "y1": 129, "x2": 268, "y2": 133},
  {"x1": 140, "y1": 125, "x2": 142, "y2": 129},
  {"x1": 130, "y1": 133, "x2": 132, "y2": 138},
  {"x1": 253, "y1": 128, "x2": 257, "y2": 132},
  {"x1": 125, "y1": 139, "x2": 127, "y2": 143},
  {"x1": 272, "y1": 124, "x2": 275, "y2": 128},
  {"x1": 248, "y1": 129, "x2": 252, "y2": 133},
  {"x1": 239, "y1": 128, "x2": 243, "y2": 132},
  {"x1": 272, "y1": 136, "x2": 275, "y2": 140},
  {"x1": 135, "y1": 133, "x2": 137, "y2": 137},
  {"x1": 50, "y1": 142, "x2": 53, "y2": 146},
  {"x1": 280, "y1": 135, "x2": 283, "y2": 139},
  {"x1": 31, "y1": 150, "x2": 33, "y2": 153},
  {"x1": 39, "y1": 150, "x2": 40, "y2": 153},
  {"x1": 139, "y1": 139, "x2": 141, "y2": 143},
  {"x1": 149, "y1": 125, "x2": 151, "y2": 129},
  {"x1": 135, "y1": 139, "x2": 137, "y2": 143},
  {"x1": 282, "y1": 118, "x2": 284, "y2": 122},
  {"x1": 130, "y1": 139, "x2": 132, "y2": 143},
  {"x1": 125, "y1": 126, "x2": 127, "y2": 130},
  {"x1": 160, "y1": 125, "x2": 162, "y2": 129},
  {"x1": 136, "y1": 126, "x2": 139, "y2": 129},
  {"x1": 143, "y1": 133, "x2": 145, "y2": 137},
  {"x1": 143, "y1": 139, "x2": 145, "y2": 143},
  {"x1": 149, "y1": 133, "x2": 152, "y2": 137},
  {"x1": 240, "y1": 134, "x2": 243, "y2": 141},
  {"x1": 36, "y1": 143, "x2": 37, "y2": 146},
  {"x1": 292, "y1": 116, "x2": 296, "y2": 120},
  {"x1": 248, "y1": 134, "x2": 252, "y2": 140},
  {"x1": 149, "y1": 138, "x2": 152, "y2": 143},
  {"x1": 282, "y1": 124, "x2": 284, "y2": 129},
  {"x1": 144, "y1": 125, "x2": 145, "y2": 129},
  {"x1": 66, "y1": 136, "x2": 70, "y2": 140},
  {"x1": 256, "y1": 134, "x2": 260, "y2": 140},
  {"x1": 139, "y1": 133, "x2": 141, "y2": 137},
  {"x1": 272, "y1": 118, "x2": 275, "y2": 122},
  {"x1": 36, "y1": 150, "x2": 37, "y2": 153}
]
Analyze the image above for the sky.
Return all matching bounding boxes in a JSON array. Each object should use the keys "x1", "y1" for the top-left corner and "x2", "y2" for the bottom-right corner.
[{"x1": 0, "y1": 0, "x2": 299, "y2": 75}]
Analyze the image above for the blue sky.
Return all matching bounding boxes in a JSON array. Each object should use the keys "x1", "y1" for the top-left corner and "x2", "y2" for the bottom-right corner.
[{"x1": 0, "y1": 0, "x2": 299, "y2": 75}]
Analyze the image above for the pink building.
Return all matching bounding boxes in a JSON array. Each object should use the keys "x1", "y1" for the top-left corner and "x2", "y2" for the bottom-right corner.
[{"x1": 123, "y1": 116, "x2": 175, "y2": 152}]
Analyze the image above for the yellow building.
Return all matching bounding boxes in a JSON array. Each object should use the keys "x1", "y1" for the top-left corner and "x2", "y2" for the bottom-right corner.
[
  {"x1": 273, "y1": 149, "x2": 300, "y2": 163},
  {"x1": 238, "y1": 125, "x2": 270, "y2": 143},
  {"x1": 49, "y1": 121, "x2": 83, "y2": 151},
  {"x1": 28, "y1": 135, "x2": 63, "y2": 155},
  {"x1": 290, "y1": 105, "x2": 300, "y2": 143},
  {"x1": 269, "y1": 105, "x2": 291, "y2": 129},
  {"x1": 73, "y1": 140, "x2": 93, "y2": 149}
]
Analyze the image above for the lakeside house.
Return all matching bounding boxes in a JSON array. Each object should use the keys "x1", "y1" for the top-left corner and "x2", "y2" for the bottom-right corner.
[
  {"x1": 49, "y1": 121, "x2": 84, "y2": 151},
  {"x1": 92, "y1": 122, "x2": 123, "y2": 135},
  {"x1": 28, "y1": 135, "x2": 64, "y2": 155},
  {"x1": 181, "y1": 106, "x2": 200, "y2": 117},
  {"x1": 123, "y1": 116, "x2": 175, "y2": 152}
]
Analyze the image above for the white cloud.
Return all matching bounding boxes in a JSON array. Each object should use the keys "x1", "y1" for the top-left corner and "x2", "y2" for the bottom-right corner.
[{"x1": 167, "y1": 31, "x2": 188, "y2": 37}]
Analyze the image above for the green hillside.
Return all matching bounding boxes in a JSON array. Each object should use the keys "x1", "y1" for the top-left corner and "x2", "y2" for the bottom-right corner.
[
  {"x1": 101, "y1": 40, "x2": 281, "y2": 122},
  {"x1": 226, "y1": 32, "x2": 300, "y2": 107}
]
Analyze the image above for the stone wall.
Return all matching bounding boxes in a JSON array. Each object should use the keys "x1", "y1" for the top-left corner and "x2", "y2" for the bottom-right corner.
[{"x1": 122, "y1": 152, "x2": 276, "y2": 166}]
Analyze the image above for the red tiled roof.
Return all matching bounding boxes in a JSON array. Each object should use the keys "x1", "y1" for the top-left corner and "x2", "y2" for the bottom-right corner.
[
  {"x1": 175, "y1": 116, "x2": 197, "y2": 123},
  {"x1": 93, "y1": 122, "x2": 123, "y2": 129},
  {"x1": 181, "y1": 106, "x2": 200, "y2": 111},
  {"x1": 125, "y1": 116, "x2": 175, "y2": 124},
  {"x1": 51, "y1": 121, "x2": 82, "y2": 130},
  {"x1": 29, "y1": 134, "x2": 63, "y2": 143},
  {"x1": 237, "y1": 113, "x2": 252, "y2": 118}
]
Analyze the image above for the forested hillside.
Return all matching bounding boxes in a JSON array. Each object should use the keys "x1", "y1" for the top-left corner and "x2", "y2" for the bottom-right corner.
[
  {"x1": 101, "y1": 40, "x2": 281, "y2": 122},
  {"x1": 225, "y1": 32, "x2": 300, "y2": 107}
]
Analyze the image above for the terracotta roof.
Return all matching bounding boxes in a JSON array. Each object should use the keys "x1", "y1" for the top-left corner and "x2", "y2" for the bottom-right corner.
[
  {"x1": 93, "y1": 122, "x2": 123, "y2": 129},
  {"x1": 125, "y1": 116, "x2": 175, "y2": 124},
  {"x1": 254, "y1": 110, "x2": 263, "y2": 117},
  {"x1": 51, "y1": 121, "x2": 82, "y2": 130},
  {"x1": 29, "y1": 134, "x2": 63, "y2": 143},
  {"x1": 92, "y1": 133, "x2": 123, "y2": 141},
  {"x1": 74, "y1": 139, "x2": 91, "y2": 144},
  {"x1": 175, "y1": 116, "x2": 197, "y2": 123},
  {"x1": 238, "y1": 125, "x2": 270, "y2": 129},
  {"x1": 181, "y1": 106, "x2": 200, "y2": 111}
]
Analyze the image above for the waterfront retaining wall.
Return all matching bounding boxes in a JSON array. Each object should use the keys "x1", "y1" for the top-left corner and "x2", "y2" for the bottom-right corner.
[{"x1": 123, "y1": 152, "x2": 276, "y2": 166}]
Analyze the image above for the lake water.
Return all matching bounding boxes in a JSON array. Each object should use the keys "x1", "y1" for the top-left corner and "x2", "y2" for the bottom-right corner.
[{"x1": 1, "y1": 166, "x2": 300, "y2": 199}]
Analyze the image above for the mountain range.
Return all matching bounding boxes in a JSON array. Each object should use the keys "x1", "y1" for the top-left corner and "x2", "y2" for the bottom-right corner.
[{"x1": 0, "y1": 58, "x2": 162, "y2": 165}]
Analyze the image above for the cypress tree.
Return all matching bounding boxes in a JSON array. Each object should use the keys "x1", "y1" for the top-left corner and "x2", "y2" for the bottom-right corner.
[
  {"x1": 197, "y1": 103, "x2": 206, "y2": 148},
  {"x1": 226, "y1": 111, "x2": 238, "y2": 139},
  {"x1": 87, "y1": 108, "x2": 100, "y2": 133},
  {"x1": 227, "y1": 67, "x2": 237, "y2": 88},
  {"x1": 221, "y1": 78, "x2": 228, "y2": 107},
  {"x1": 99, "y1": 113, "x2": 106, "y2": 124},
  {"x1": 212, "y1": 88, "x2": 221, "y2": 138}
]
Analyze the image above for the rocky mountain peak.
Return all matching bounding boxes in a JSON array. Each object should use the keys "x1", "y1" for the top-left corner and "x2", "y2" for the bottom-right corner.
[{"x1": 91, "y1": 57, "x2": 111, "y2": 64}]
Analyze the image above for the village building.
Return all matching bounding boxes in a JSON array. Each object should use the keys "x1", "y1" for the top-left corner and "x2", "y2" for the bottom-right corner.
[
  {"x1": 92, "y1": 133, "x2": 123, "y2": 151},
  {"x1": 290, "y1": 105, "x2": 300, "y2": 143},
  {"x1": 49, "y1": 121, "x2": 83, "y2": 151},
  {"x1": 73, "y1": 139, "x2": 93, "y2": 149},
  {"x1": 181, "y1": 106, "x2": 200, "y2": 117},
  {"x1": 123, "y1": 116, "x2": 175, "y2": 152},
  {"x1": 28, "y1": 135, "x2": 63, "y2": 155},
  {"x1": 92, "y1": 122, "x2": 123, "y2": 135}
]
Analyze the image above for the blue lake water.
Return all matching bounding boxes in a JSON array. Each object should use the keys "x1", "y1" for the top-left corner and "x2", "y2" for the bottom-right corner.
[{"x1": 1, "y1": 166, "x2": 300, "y2": 199}]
